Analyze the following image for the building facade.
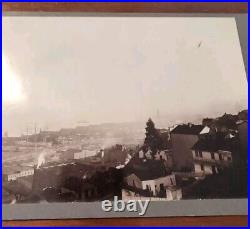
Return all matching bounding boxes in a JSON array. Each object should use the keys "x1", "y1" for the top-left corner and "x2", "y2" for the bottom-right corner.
[
  {"x1": 125, "y1": 172, "x2": 176, "y2": 196},
  {"x1": 170, "y1": 124, "x2": 205, "y2": 171},
  {"x1": 191, "y1": 138, "x2": 232, "y2": 176}
]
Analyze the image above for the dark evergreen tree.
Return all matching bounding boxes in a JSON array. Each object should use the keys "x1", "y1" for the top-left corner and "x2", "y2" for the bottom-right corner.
[{"x1": 144, "y1": 118, "x2": 163, "y2": 153}]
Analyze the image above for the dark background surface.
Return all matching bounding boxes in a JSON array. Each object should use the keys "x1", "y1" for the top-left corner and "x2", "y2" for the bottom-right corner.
[
  {"x1": 2, "y1": 2, "x2": 248, "y2": 227},
  {"x1": 2, "y1": 2, "x2": 248, "y2": 13}
]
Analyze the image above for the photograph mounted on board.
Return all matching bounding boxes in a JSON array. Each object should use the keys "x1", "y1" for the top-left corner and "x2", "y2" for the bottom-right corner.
[{"x1": 2, "y1": 16, "x2": 248, "y2": 208}]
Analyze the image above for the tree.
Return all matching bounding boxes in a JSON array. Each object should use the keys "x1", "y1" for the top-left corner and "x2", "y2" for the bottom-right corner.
[{"x1": 144, "y1": 118, "x2": 163, "y2": 154}]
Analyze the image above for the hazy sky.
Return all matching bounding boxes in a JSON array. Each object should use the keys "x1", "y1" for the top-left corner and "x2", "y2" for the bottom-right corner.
[{"x1": 3, "y1": 17, "x2": 248, "y2": 136}]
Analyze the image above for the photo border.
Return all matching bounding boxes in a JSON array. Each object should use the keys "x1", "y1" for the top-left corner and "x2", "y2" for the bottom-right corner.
[{"x1": 1, "y1": 2, "x2": 248, "y2": 226}]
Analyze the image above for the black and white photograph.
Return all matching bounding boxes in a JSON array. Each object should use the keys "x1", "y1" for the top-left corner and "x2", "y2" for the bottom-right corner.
[{"x1": 2, "y1": 15, "x2": 248, "y2": 215}]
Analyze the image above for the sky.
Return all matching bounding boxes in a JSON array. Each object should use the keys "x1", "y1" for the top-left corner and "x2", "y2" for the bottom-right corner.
[{"x1": 2, "y1": 16, "x2": 248, "y2": 136}]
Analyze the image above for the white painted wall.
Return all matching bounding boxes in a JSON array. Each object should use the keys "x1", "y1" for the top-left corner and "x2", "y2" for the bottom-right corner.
[
  {"x1": 142, "y1": 175, "x2": 176, "y2": 195},
  {"x1": 122, "y1": 189, "x2": 181, "y2": 201},
  {"x1": 139, "y1": 150, "x2": 144, "y2": 159},
  {"x1": 202, "y1": 151, "x2": 212, "y2": 160},
  {"x1": 194, "y1": 163, "x2": 202, "y2": 173},
  {"x1": 8, "y1": 169, "x2": 34, "y2": 181},
  {"x1": 194, "y1": 163, "x2": 217, "y2": 175},
  {"x1": 218, "y1": 150, "x2": 232, "y2": 161},
  {"x1": 74, "y1": 150, "x2": 96, "y2": 159},
  {"x1": 166, "y1": 188, "x2": 182, "y2": 201},
  {"x1": 155, "y1": 174, "x2": 176, "y2": 187},
  {"x1": 193, "y1": 149, "x2": 233, "y2": 165},
  {"x1": 126, "y1": 174, "x2": 177, "y2": 197},
  {"x1": 204, "y1": 165, "x2": 213, "y2": 174},
  {"x1": 214, "y1": 152, "x2": 219, "y2": 160}
]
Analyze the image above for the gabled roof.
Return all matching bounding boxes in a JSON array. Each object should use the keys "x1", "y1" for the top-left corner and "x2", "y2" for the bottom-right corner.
[
  {"x1": 127, "y1": 160, "x2": 168, "y2": 181},
  {"x1": 200, "y1": 126, "x2": 210, "y2": 135},
  {"x1": 133, "y1": 170, "x2": 165, "y2": 181},
  {"x1": 192, "y1": 138, "x2": 218, "y2": 152},
  {"x1": 192, "y1": 137, "x2": 232, "y2": 152},
  {"x1": 171, "y1": 124, "x2": 205, "y2": 135}
]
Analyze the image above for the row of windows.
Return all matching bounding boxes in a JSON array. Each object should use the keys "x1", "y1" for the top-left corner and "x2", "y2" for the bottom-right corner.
[
  {"x1": 144, "y1": 178, "x2": 175, "y2": 192},
  {"x1": 195, "y1": 150, "x2": 203, "y2": 158},
  {"x1": 199, "y1": 164, "x2": 217, "y2": 173},
  {"x1": 194, "y1": 150, "x2": 231, "y2": 161},
  {"x1": 197, "y1": 164, "x2": 226, "y2": 174},
  {"x1": 8, "y1": 170, "x2": 34, "y2": 181}
]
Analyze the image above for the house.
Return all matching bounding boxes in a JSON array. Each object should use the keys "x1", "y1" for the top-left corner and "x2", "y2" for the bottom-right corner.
[
  {"x1": 138, "y1": 147, "x2": 173, "y2": 168},
  {"x1": 58, "y1": 148, "x2": 81, "y2": 161},
  {"x1": 154, "y1": 150, "x2": 173, "y2": 169},
  {"x1": 170, "y1": 124, "x2": 206, "y2": 171},
  {"x1": 124, "y1": 160, "x2": 176, "y2": 198},
  {"x1": 122, "y1": 186, "x2": 182, "y2": 201},
  {"x1": 125, "y1": 172, "x2": 176, "y2": 197},
  {"x1": 74, "y1": 150, "x2": 96, "y2": 160},
  {"x1": 191, "y1": 137, "x2": 232, "y2": 176},
  {"x1": 8, "y1": 169, "x2": 34, "y2": 181}
]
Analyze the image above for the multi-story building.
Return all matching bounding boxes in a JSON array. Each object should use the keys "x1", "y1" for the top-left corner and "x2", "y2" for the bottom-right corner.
[
  {"x1": 191, "y1": 137, "x2": 232, "y2": 176},
  {"x1": 170, "y1": 124, "x2": 206, "y2": 171}
]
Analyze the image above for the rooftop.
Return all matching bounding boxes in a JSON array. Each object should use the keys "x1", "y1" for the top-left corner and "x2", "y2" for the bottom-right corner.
[
  {"x1": 128, "y1": 160, "x2": 169, "y2": 181},
  {"x1": 171, "y1": 124, "x2": 205, "y2": 135},
  {"x1": 192, "y1": 137, "x2": 232, "y2": 152}
]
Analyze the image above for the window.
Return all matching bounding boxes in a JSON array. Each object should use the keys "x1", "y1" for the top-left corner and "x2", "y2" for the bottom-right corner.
[
  {"x1": 219, "y1": 154, "x2": 223, "y2": 161},
  {"x1": 146, "y1": 185, "x2": 151, "y2": 191},
  {"x1": 195, "y1": 150, "x2": 199, "y2": 157},
  {"x1": 228, "y1": 156, "x2": 232, "y2": 161},
  {"x1": 200, "y1": 164, "x2": 204, "y2": 171},
  {"x1": 199, "y1": 151, "x2": 203, "y2": 158},
  {"x1": 211, "y1": 152, "x2": 215, "y2": 160}
]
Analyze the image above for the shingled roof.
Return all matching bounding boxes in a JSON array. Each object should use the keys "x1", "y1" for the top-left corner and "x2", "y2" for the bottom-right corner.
[
  {"x1": 191, "y1": 137, "x2": 232, "y2": 152},
  {"x1": 128, "y1": 160, "x2": 169, "y2": 181},
  {"x1": 171, "y1": 124, "x2": 205, "y2": 135},
  {"x1": 192, "y1": 138, "x2": 218, "y2": 152}
]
